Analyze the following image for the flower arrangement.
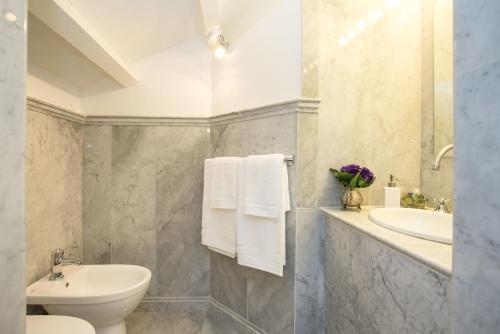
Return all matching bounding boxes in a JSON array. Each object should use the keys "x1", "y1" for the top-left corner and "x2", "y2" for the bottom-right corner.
[
  {"x1": 330, "y1": 164, "x2": 375, "y2": 209},
  {"x1": 329, "y1": 164, "x2": 376, "y2": 189}
]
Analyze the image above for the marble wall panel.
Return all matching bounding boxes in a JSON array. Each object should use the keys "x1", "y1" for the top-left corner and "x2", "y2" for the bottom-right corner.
[
  {"x1": 316, "y1": 0, "x2": 422, "y2": 206},
  {"x1": 210, "y1": 113, "x2": 297, "y2": 334},
  {"x1": 210, "y1": 252, "x2": 248, "y2": 318},
  {"x1": 111, "y1": 126, "x2": 157, "y2": 295},
  {"x1": 295, "y1": 208, "x2": 323, "y2": 334},
  {"x1": 296, "y1": 113, "x2": 318, "y2": 208},
  {"x1": 452, "y1": 1, "x2": 500, "y2": 332},
  {"x1": 83, "y1": 124, "x2": 210, "y2": 298},
  {"x1": 26, "y1": 110, "x2": 83, "y2": 284},
  {"x1": 83, "y1": 126, "x2": 112, "y2": 264},
  {"x1": 155, "y1": 126, "x2": 210, "y2": 297},
  {"x1": 0, "y1": 0, "x2": 26, "y2": 331},
  {"x1": 324, "y1": 215, "x2": 451, "y2": 334}
]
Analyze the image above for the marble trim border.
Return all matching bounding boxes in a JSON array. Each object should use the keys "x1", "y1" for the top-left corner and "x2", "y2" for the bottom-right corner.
[
  {"x1": 135, "y1": 297, "x2": 266, "y2": 333},
  {"x1": 208, "y1": 298, "x2": 265, "y2": 334},
  {"x1": 27, "y1": 97, "x2": 320, "y2": 127},
  {"x1": 209, "y1": 98, "x2": 321, "y2": 126},
  {"x1": 27, "y1": 98, "x2": 85, "y2": 124}
]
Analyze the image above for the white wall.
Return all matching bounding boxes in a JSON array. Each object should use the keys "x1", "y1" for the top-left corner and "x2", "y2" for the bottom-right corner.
[
  {"x1": 211, "y1": 0, "x2": 302, "y2": 115},
  {"x1": 81, "y1": 37, "x2": 212, "y2": 117},
  {"x1": 27, "y1": 68, "x2": 82, "y2": 113}
]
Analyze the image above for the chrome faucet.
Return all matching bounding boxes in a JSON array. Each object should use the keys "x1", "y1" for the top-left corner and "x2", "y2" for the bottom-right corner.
[
  {"x1": 49, "y1": 248, "x2": 81, "y2": 281},
  {"x1": 432, "y1": 144, "x2": 453, "y2": 170},
  {"x1": 434, "y1": 198, "x2": 451, "y2": 214}
]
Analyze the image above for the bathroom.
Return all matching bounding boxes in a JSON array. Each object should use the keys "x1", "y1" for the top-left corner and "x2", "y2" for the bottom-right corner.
[{"x1": 1, "y1": 0, "x2": 499, "y2": 333}]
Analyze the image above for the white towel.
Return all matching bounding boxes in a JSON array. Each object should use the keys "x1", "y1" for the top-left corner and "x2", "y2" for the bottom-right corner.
[
  {"x1": 202, "y1": 158, "x2": 239, "y2": 257},
  {"x1": 237, "y1": 156, "x2": 290, "y2": 276},
  {"x1": 209, "y1": 157, "x2": 239, "y2": 209},
  {"x1": 243, "y1": 154, "x2": 288, "y2": 218}
]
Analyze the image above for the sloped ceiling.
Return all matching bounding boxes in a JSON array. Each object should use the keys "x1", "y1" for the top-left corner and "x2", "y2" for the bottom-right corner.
[{"x1": 65, "y1": 0, "x2": 205, "y2": 62}]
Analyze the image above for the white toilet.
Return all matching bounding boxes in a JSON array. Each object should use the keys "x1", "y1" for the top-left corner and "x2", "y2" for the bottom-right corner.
[{"x1": 27, "y1": 315, "x2": 95, "y2": 334}]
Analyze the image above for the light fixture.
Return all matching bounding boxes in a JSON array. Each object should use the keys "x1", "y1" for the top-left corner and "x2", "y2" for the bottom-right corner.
[
  {"x1": 206, "y1": 27, "x2": 230, "y2": 59},
  {"x1": 214, "y1": 45, "x2": 227, "y2": 58}
]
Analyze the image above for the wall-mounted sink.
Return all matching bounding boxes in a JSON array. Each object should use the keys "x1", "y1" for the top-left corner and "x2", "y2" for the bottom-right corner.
[{"x1": 369, "y1": 208, "x2": 452, "y2": 244}]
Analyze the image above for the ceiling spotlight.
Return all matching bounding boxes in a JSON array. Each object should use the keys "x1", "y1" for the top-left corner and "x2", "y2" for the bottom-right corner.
[
  {"x1": 214, "y1": 45, "x2": 227, "y2": 58},
  {"x1": 206, "y1": 27, "x2": 230, "y2": 59}
]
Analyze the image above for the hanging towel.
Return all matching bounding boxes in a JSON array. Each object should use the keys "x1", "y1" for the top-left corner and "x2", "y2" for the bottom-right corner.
[
  {"x1": 209, "y1": 157, "x2": 239, "y2": 209},
  {"x1": 237, "y1": 155, "x2": 290, "y2": 276},
  {"x1": 243, "y1": 154, "x2": 288, "y2": 218},
  {"x1": 201, "y1": 158, "x2": 240, "y2": 258}
]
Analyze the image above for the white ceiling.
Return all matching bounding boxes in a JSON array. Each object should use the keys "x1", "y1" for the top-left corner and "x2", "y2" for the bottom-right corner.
[
  {"x1": 26, "y1": 0, "x2": 278, "y2": 94},
  {"x1": 65, "y1": 0, "x2": 205, "y2": 62}
]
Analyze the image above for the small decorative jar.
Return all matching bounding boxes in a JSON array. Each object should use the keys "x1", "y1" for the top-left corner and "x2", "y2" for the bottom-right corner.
[{"x1": 341, "y1": 187, "x2": 363, "y2": 210}]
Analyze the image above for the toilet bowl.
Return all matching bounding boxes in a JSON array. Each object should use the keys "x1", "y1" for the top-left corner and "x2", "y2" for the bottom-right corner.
[
  {"x1": 27, "y1": 315, "x2": 95, "y2": 334},
  {"x1": 26, "y1": 264, "x2": 151, "y2": 334}
]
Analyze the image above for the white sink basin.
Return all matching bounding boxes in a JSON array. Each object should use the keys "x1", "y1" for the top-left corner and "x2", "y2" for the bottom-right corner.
[
  {"x1": 27, "y1": 264, "x2": 151, "y2": 334},
  {"x1": 368, "y1": 208, "x2": 452, "y2": 244}
]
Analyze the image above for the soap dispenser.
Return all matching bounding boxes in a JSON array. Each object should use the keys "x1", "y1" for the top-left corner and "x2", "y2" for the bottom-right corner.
[{"x1": 384, "y1": 174, "x2": 401, "y2": 208}]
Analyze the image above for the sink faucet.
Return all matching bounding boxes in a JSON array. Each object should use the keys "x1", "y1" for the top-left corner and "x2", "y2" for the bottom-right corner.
[
  {"x1": 434, "y1": 198, "x2": 451, "y2": 214},
  {"x1": 49, "y1": 248, "x2": 81, "y2": 281},
  {"x1": 432, "y1": 144, "x2": 453, "y2": 170}
]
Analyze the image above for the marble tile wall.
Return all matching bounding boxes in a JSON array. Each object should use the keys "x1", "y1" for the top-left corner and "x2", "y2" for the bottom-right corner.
[
  {"x1": 315, "y1": 0, "x2": 422, "y2": 206},
  {"x1": 83, "y1": 125, "x2": 210, "y2": 298},
  {"x1": 209, "y1": 113, "x2": 297, "y2": 334},
  {"x1": 324, "y1": 214, "x2": 451, "y2": 334},
  {"x1": 452, "y1": 1, "x2": 500, "y2": 332},
  {"x1": 209, "y1": 104, "x2": 322, "y2": 334},
  {"x1": 26, "y1": 109, "x2": 83, "y2": 285},
  {"x1": 0, "y1": 0, "x2": 26, "y2": 332}
]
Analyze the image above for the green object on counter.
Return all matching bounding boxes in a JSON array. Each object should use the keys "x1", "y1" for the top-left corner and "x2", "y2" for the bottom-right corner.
[{"x1": 401, "y1": 192, "x2": 427, "y2": 209}]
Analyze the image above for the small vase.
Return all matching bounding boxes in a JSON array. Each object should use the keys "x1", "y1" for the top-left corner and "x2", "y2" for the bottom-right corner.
[{"x1": 341, "y1": 187, "x2": 363, "y2": 210}]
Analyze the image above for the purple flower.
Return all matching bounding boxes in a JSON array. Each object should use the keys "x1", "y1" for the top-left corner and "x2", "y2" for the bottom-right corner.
[
  {"x1": 340, "y1": 164, "x2": 361, "y2": 175},
  {"x1": 360, "y1": 167, "x2": 374, "y2": 182}
]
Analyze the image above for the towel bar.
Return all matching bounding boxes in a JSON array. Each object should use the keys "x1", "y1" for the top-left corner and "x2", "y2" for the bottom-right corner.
[{"x1": 284, "y1": 155, "x2": 294, "y2": 166}]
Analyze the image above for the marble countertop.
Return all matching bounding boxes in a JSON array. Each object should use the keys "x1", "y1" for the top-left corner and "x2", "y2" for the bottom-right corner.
[{"x1": 321, "y1": 207, "x2": 452, "y2": 277}]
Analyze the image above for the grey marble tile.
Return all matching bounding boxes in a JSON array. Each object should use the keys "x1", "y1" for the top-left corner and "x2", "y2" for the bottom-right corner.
[
  {"x1": 210, "y1": 252, "x2": 247, "y2": 318},
  {"x1": 156, "y1": 126, "x2": 210, "y2": 297},
  {"x1": 295, "y1": 208, "x2": 323, "y2": 334},
  {"x1": 296, "y1": 113, "x2": 318, "y2": 208},
  {"x1": 453, "y1": 2, "x2": 500, "y2": 332},
  {"x1": 325, "y1": 215, "x2": 450, "y2": 334},
  {"x1": 137, "y1": 298, "x2": 210, "y2": 313},
  {"x1": 26, "y1": 111, "x2": 83, "y2": 284},
  {"x1": 210, "y1": 114, "x2": 298, "y2": 333},
  {"x1": 111, "y1": 126, "x2": 157, "y2": 295},
  {"x1": 0, "y1": 1, "x2": 26, "y2": 332},
  {"x1": 83, "y1": 125, "x2": 112, "y2": 264},
  {"x1": 246, "y1": 212, "x2": 296, "y2": 334},
  {"x1": 210, "y1": 114, "x2": 297, "y2": 159},
  {"x1": 126, "y1": 310, "x2": 205, "y2": 334}
]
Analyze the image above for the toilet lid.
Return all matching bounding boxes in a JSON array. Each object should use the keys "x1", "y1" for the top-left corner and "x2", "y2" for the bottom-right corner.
[{"x1": 27, "y1": 315, "x2": 95, "y2": 334}]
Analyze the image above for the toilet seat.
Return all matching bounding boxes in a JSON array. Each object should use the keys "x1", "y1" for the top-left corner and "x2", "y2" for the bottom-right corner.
[{"x1": 27, "y1": 315, "x2": 95, "y2": 334}]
